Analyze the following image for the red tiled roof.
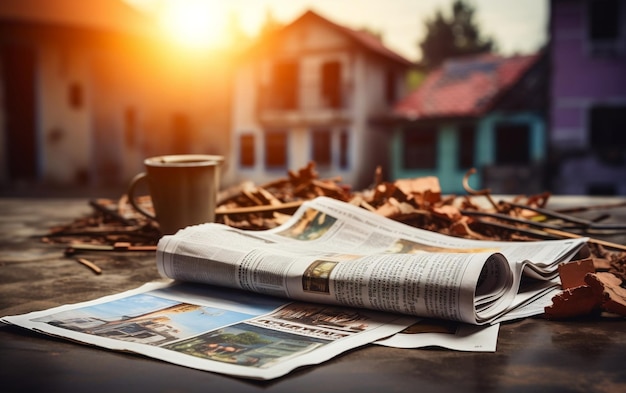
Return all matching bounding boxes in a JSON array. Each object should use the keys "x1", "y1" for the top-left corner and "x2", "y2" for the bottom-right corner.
[
  {"x1": 393, "y1": 53, "x2": 539, "y2": 119},
  {"x1": 0, "y1": 0, "x2": 157, "y2": 36}
]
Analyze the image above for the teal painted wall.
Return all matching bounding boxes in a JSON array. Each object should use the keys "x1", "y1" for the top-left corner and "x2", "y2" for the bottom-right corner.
[{"x1": 390, "y1": 111, "x2": 546, "y2": 194}]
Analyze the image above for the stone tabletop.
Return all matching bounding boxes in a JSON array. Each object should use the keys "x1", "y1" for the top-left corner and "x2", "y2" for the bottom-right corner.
[{"x1": 1, "y1": 197, "x2": 625, "y2": 393}]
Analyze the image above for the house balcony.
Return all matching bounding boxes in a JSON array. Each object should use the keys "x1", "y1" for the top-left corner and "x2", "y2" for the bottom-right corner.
[{"x1": 256, "y1": 85, "x2": 353, "y2": 128}]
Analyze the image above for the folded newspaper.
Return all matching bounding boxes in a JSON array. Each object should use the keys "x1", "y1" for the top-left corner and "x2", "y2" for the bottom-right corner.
[
  {"x1": 157, "y1": 196, "x2": 587, "y2": 324},
  {"x1": 2, "y1": 196, "x2": 588, "y2": 379}
]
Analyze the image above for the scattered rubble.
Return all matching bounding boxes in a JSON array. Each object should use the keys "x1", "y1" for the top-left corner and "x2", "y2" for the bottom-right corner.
[
  {"x1": 545, "y1": 270, "x2": 626, "y2": 319},
  {"x1": 42, "y1": 162, "x2": 626, "y2": 319},
  {"x1": 42, "y1": 196, "x2": 160, "y2": 247}
]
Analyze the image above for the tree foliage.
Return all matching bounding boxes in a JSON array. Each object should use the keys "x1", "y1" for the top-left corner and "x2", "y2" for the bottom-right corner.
[{"x1": 418, "y1": 0, "x2": 496, "y2": 70}]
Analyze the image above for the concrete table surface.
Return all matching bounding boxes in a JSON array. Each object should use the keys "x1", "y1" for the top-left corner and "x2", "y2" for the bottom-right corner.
[{"x1": 1, "y1": 197, "x2": 625, "y2": 393}]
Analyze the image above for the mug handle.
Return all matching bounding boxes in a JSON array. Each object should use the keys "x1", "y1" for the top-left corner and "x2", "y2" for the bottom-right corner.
[{"x1": 127, "y1": 172, "x2": 156, "y2": 220}]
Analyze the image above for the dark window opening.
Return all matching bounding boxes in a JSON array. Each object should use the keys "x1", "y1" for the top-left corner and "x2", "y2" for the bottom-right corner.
[
  {"x1": 321, "y1": 61, "x2": 342, "y2": 108},
  {"x1": 312, "y1": 129, "x2": 332, "y2": 167},
  {"x1": 588, "y1": 0, "x2": 620, "y2": 41},
  {"x1": 495, "y1": 124, "x2": 530, "y2": 165},
  {"x1": 385, "y1": 70, "x2": 396, "y2": 105},
  {"x1": 590, "y1": 105, "x2": 626, "y2": 165},
  {"x1": 272, "y1": 61, "x2": 298, "y2": 109},
  {"x1": 458, "y1": 125, "x2": 476, "y2": 169},
  {"x1": 265, "y1": 130, "x2": 287, "y2": 168},
  {"x1": 403, "y1": 127, "x2": 437, "y2": 169},
  {"x1": 339, "y1": 130, "x2": 349, "y2": 169},
  {"x1": 2, "y1": 44, "x2": 37, "y2": 180},
  {"x1": 171, "y1": 113, "x2": 192, "y2": 154},
  {"x1": 590, "y1": 105, "x2": 626, "y2": 148},
  {"x1": 239, "y1": 134, "x2": 255, "y2": 167},
  {"x1": 69, "y1": 82, "x2": 83, "y2": 109}
]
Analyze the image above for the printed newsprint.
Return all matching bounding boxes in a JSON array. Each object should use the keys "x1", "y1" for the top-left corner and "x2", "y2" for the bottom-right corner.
[
  {"x1": 156, "y1": 196, "x2": 587, "y2": 325},
  {"x1": 2, "y1": 282, "x2": 416, "y2": 380},
  {"x1": 2, "y1": 196, "x2": 587, "y2": 379}
]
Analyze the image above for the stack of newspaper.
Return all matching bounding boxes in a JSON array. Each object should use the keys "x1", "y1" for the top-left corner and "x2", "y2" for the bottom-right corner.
[{"x1": 2, "y1": 197, "x2": 587, "y2": 380}]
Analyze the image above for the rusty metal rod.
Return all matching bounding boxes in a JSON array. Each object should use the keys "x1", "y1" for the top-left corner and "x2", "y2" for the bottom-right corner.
[
  {"x1": 466, "y1": 212, "x2": 626, "y2": 251},
  {"x1": 499, "y1": 201, "x2": 626, "y2": 231},
  {"x1": 461, "y1": 210, "x2": 585, "y2": 231},
  {"x1": 470, "y1": 219, "x2": 561, "y2": 240}
]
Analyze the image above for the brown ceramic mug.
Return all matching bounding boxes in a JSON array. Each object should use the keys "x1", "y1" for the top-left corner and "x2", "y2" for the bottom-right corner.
[{"x1": 127, "y1": 154, "x2": 224, "y2": 235}]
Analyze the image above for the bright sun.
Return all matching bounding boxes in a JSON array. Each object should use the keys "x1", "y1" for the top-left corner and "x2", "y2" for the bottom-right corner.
[{"x1": 158, "y1": 0, "x2": 226, "y2": 49}]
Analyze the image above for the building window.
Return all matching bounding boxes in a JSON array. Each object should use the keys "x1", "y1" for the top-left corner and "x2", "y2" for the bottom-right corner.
[
  {"x1": 339, "y1": 130, "x2": 349, "y2": 169},
  {"x1": 458, "y1": 125, "x2": 476, "y2": 169},
  {"x1": 321, "y1": 61, "x2": 341, "y2": 108},
  {"x1": 495, "y1": 123, "x2": 530, "y2": 165},
  {"x1": 171, "y1": 113, "x2": 192, "y2": 154},
  {"x1": 588, "y1": 0, "x2": 620, "y2": 41},
  {"x1": 272, "y1": 61, "x2": 298, "y2": 109},
  {"x1": 265, "y1": 130, "x2": 287, "y2": 169},
  {"x1": 239, "y1": 134, "x2": 255, "y2": 167},
  {"x1": 403, "y1": 127, "x2": 437, "y2": 169},
  {"x1": 312, "y1": 129, "x2": 332, "y2": 167},
  {"x1": 69, "y1": 82, "x2": 83, "y2": 109},
  {"x1": 589, "y1": 105, "x2": 626, "y2": 165},
  {"x1": 590, "y1": 105, "x2": 626, "y2": 148}
]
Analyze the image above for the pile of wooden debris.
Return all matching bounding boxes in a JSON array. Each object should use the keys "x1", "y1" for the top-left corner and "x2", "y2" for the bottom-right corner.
[
  {"x1": 44, "y1": 161, "x2": 626, "y2": 318},
  {"x1": 44, "y1": 197, "x2": 161, "y2": 248},
  {"x1": 215, "y1": 163, "x2": 625, "y2": 246}
]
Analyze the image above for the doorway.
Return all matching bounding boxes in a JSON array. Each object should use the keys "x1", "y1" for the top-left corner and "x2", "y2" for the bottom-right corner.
[{"x1": 1, "y1": 44, "x2": 38, "y2": 182}]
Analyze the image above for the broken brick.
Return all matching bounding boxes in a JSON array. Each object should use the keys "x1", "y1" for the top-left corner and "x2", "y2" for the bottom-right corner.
[
  {"x1": 558, "y1": 259, "x2": 596, "y2": 289},
  {"x1": 585, "y1": 273, "x2": 626, "y2": 317},
  {"x1": 544, "y1": 285, "x2": 602, "y2": 319}
]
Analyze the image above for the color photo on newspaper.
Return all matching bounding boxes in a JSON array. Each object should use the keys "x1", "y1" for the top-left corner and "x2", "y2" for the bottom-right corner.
[{"x1": 2, "y1": 282, "x2": 415, "y2": 380}]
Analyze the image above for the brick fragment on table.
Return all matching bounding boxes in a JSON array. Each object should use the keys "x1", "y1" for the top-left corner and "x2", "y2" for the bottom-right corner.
[
  {"x1": 544, "y1": 285, "x2": 601, "y2": 319},
  {"x1": 558, "y1": 259, "x2": 595, "y2": 289},
  {"x1": 394, "y1": 176, "x2": 441, "y2": 204},
  {"x1": 585, "y1": 272, "x2": 626, "y2": 317}
]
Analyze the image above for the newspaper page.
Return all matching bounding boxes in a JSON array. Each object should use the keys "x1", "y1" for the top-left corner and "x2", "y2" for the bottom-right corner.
[
  {"x1": 156, "y1": 197, "x2": 588, "y2": 325},
  {"x1": 1, "y1": 281, "x2": 416, "y2": 380},
  {"x1": 376, "y1": 320, "x2": 500, "y2": 352},
  {"x1": 375, "y1": 284, "x2": 559, "y2": 351}
]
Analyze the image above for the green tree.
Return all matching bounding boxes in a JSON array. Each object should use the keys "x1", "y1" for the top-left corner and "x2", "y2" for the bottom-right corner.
[
  {"x1": 418, "y1": 0, "x2": 495, "y2": 70},
  {"x1": 215, "y1": 332, "x2": 271, "y2": 345}
]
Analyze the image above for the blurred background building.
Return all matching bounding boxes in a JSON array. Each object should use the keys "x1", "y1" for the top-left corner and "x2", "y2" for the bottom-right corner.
[
  {"x1": 228, "y1": 10, "x2": 412, "y2": 189},
  {"x1": 0, "y1": 0, "x2": 624, "y2": 196},
  {"x1": 0, "y1": 0, "x2": 231, "y2": 195},
  {"x1": 548, "y1": 0, "x2": 626, "y2": 195}
]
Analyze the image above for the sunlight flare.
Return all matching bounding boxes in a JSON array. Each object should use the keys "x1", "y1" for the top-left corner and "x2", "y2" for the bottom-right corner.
[{"x1": 158, "y1": 0, "x2": 227, "y2": 49}]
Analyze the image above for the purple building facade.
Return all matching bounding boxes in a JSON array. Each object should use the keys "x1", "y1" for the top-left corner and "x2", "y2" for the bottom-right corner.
[{"x1": 549, "y1": 0, "x2": 626, "y2": 195}]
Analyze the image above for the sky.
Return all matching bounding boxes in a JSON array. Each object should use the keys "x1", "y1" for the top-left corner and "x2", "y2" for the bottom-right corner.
[{"x1": 125, "y1": 0, "x2": 549, "y2": 62}]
